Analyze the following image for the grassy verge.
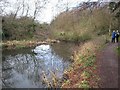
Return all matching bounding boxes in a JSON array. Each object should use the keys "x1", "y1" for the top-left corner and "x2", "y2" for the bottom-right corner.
[
  {"x1": 62, "y1": 36, "x2": 107, "y2": 88},
  {"x1": 116, "y1": 46, "x2": 120, "y2": 55}
]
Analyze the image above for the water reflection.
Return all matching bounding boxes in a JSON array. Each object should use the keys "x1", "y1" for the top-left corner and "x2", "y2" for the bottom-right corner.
[{"x1": 2, "y1": 44, "x2": 71, "y2": 88}]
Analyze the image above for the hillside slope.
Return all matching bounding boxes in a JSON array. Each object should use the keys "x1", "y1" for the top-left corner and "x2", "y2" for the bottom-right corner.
[{"x1": 50, "y1": 3, "x2": 118, "y2": 42}]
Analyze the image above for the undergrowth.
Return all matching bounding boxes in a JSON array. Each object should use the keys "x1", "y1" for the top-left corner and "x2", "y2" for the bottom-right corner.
[{"x1": 62, "y1": 36, "x2": 107, "y2": 88}]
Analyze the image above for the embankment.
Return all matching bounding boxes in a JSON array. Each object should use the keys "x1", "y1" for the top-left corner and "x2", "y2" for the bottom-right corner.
[
  {"x1": 2, "y1": 39, "x2": 60, "y2": 50},
  {"x1": 62, "y1": 36, "x2": 107, "y2": 88}
]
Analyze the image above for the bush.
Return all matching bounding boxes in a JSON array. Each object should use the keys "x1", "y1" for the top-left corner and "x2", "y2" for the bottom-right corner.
[{"x1": 2, "y1": 15, "x2": 50, "y2": 41}]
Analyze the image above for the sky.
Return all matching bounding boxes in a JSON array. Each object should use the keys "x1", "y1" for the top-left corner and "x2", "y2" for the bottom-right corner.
[
  {"x1": 4, "y1": 0, "x2": 112, "y2": 23},
  {"x1": 39, "y1": 0, "x2": 82, "y2": 23},
  {"x1": 36, "y1": 0, "x2": 102, "y2": 23}
]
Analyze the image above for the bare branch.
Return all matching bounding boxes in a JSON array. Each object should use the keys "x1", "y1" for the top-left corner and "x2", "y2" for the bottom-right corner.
[
  {"x1": 21, "y1": 0, "x2": 25, "y2": 16},
  {"x1": 33, "y1": 0, "x2": 48, "y2": 21},
  {"x1": 25, "y1": 3, "x2": 30, "y2": 17},
  {"x1": 0, "y1": 0, "x2": 9, "y2": 15},
  {"x1": 13, "y1": 0, "x2": 22, "y2": 19}
]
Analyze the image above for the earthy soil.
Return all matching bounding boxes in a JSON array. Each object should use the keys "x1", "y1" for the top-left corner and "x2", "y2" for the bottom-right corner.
[{"x1": 97, "y1": 42, "x2": 119, "y2": 88}]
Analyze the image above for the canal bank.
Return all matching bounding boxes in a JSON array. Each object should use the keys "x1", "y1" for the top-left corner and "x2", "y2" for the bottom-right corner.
[
  {"x1": 2, "y1": 39, "x2": 60, "y2": 50},
  {"x1": 61, "y1": 36, "x2": 107, "y2": 88}
]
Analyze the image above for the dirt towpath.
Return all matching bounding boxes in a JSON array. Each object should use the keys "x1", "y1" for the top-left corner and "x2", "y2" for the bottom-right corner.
[{"x1": 97, "y1": 42, "x2": 119, "y2": 88}]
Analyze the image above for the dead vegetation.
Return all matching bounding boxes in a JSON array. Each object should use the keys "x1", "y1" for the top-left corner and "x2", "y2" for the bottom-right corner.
[{"x1": 61, "y1": 36, "x2": 107, "y2": 88}]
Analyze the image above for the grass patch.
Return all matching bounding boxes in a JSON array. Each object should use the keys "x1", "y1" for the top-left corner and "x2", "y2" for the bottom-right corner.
[
  {"x1": 116, "y1": 46, "x2": 120, "y2": 55},
  {"x1": 62, "y1": 36, "x2": 107, "y2": 88},
  {"x1": 78, "y1": 80, "x2": 90, "y2": 88},
  {"x1": 16, "y1": 45, "x2": 26, "y2": 49},
  {"x1": 81, "y1": 71, "x2": 91, "y2": 79},
  {"x1": 53, "y1": 31, "x2": 91, "y2": 43},
  {"x1": 80, "y1": 54, "x2": 96, "y2": 68}
]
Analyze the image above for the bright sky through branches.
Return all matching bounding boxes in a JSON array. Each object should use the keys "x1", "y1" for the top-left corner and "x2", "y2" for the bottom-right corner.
[{"x1": 6, "y1": 0, "x2": 111, "y2": 23}]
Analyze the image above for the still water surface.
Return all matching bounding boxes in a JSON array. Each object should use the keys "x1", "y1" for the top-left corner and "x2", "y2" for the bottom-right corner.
[{"x1": 2, "y1": 42, "x2": 75, "y2": 88}]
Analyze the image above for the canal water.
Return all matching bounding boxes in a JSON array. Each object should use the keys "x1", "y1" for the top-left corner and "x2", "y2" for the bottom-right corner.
[{"x1": 2, "y1": 42, "x2": 75, "y2": 88}]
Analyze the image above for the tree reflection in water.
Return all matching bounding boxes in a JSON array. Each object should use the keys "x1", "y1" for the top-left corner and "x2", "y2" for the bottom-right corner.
[{"x1": 2, "y1": 44, "x2": 71, "y2": 88}]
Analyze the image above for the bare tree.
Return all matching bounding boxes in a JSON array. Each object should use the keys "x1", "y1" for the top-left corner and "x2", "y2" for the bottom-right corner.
[
  {"x1": 21, "y1": 0, "x2": 25, "y2": 16},
  {"x1": 25, "y1": 3, "x2": 30, "y2": 17},
  {"x1": 33, "y1": 0, "x2": 48, "y2": 21},
  {"x1": 55, "y1": 0, "x2": 70, "y2": 14},
  {"x1": 20, "y1": 0, "x2": 30, "y2": 17},
  {"x1": 0, "y1": 0, "x2": 9, "y2": 15},
  {"x1": 32, "y1": 0, "x2": 48, "y2": 31},
  {"x1": 13, "y1": 0, "x2": 22, "y2": 19}
]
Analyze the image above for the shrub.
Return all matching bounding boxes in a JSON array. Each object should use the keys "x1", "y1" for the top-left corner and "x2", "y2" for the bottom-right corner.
[{"x1": 2, "y1": 15, "x2": 50, "y2": 41}]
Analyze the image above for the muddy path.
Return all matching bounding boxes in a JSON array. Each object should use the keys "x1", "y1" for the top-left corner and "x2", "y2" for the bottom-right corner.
[{"x1": 97, "y1": 42, "x2": 119, "y2": 88}]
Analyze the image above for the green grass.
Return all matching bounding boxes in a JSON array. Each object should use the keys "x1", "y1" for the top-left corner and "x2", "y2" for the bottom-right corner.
[
  {"x1": 16, "y1": 45, "x2": 26, "y2": 49},
  {"x1": 116, "y1": 46, "x2": 120, "y2": 55},
  {"x1": 78, "y1": 80, "x2": 90, "y2": 88},
  {"x1": 81, "y1": 71, "x2": 91, "y2": 79},
  {"x1": 80, "y1": 54, "x2": 96, "y2": 68}
]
